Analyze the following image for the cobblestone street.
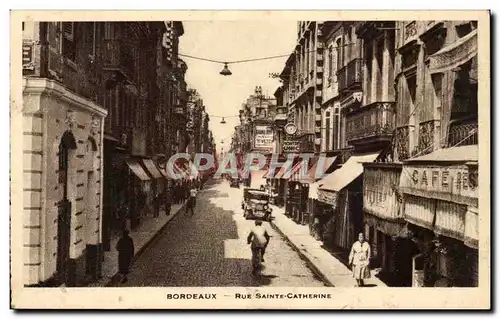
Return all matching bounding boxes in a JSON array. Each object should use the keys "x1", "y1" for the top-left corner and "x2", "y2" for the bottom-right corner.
[{"x1": 115, "y1": 180, "x2": 325, "y2": 287}]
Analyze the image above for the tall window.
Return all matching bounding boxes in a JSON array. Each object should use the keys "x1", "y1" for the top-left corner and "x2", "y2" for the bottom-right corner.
[
  {"x1": 336, "y1": 38, "x2": 343, "y2": 71},
  {"x1": 86, "y1": 22, "x2": 96, "y2": 58},
  {"x1": 375, "y1": 37, "x2": 384, "y2": 101},
  {"x1": 325, "y1": 111, "x2": 331, "y2": 151},
  {"x1": 328, "y1": 46, "x2": 334, "y2": 85},
  {"x1": 61, "y1": 22, "x2": 76, "y2": 62},
  {"x1": 333, "y1": 107, "x2": 340, "y2": 149},
  {"x1": 365, "y1": 44, "x2": 373, "y2": 104},
  {"x1": 346, "y1": 26, "x2": 353, "y2": 63}
]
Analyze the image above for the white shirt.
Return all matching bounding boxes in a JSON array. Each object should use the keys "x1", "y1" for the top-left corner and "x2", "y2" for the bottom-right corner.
[
  {"x1": 249, "y1": 226, "x2": 269, "y2": 247},
  {"x1": 190, "y1": 189, "x2": 198, "y2": 197}
]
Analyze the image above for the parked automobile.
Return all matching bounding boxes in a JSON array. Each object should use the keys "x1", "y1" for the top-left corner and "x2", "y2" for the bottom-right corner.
[{"x1": 242, "y1": 188, "x2": 272, "y2": 221}]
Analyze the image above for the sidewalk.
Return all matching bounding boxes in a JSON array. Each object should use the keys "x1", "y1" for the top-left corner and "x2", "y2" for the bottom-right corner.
[
  {"x1": 89, "y1": 202, "x2": 187, "y2": 287},
  {"x1": 270, "y1": 205, "x2": 387, "y2": 288}
]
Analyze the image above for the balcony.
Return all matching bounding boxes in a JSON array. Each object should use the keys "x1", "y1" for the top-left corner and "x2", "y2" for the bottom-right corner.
[
  {"x1": 346, "y1": 102, "x2": 395, "y2": 146},
  {"x1": 337, "y1": 58, "x2": 362, "y2": 93},
  {"x1": 102, "y1": 39, "x2": 135, "y2": 83},
  {"x1": 447, "y1": 116, "x2": 478, "y2": 148}
]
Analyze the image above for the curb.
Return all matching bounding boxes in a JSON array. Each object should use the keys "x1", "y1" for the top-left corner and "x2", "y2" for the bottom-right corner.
[
  {"x1": 104, "y1": 202, "x2": 187, "y2": 287},
  {"x1": 269, "y1": 218, "x2": 335, "y2": 287}
]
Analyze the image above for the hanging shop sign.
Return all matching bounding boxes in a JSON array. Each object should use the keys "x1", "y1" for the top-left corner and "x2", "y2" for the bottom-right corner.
[
  {"x1": 254, "y1": 125, "x2": 274, "y2": 150},
  {"x1": 399, "y1": 164, "x2": 478, "y2": 207},
  {"x1": 363, "y1": 166, "x2": 402, "y2": 221},
  {"x1": 317, "y1": 189, "x2": 338, "y2": 208}
]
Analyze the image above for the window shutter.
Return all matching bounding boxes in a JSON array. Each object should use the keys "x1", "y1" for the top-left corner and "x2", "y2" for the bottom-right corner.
[
  {"x1": 62, "y1": 22, "x2": 74, "y2": 41},
  {"x1": 87, "y1": 22, "x2": 96, "y2": 57},
  {"x1": 47, "y1": 22, "x2": 63, "y2": 76}
]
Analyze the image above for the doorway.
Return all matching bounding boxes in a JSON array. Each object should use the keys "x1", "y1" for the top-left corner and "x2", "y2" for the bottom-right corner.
[{"x1": 56, "y1": 131, "x2": 76, "y2": 285}]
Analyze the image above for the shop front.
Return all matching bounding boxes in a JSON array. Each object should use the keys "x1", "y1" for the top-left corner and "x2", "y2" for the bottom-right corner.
[
  {"x1": 124, "y1": 159, "x2": 151, "y2": 230},
  {"x1": 399, "y1": 145, "x2": 479, "y2": 287},
  {"x1": 141, "y1": 158, "x2": 165, "y2": 220},
  {"x1": 307, "y1": 155, "x2": 338, "y2": 240},
  {"x1": 362, "y1": 162, "x2": 417, "y2": 286},
  {"x1": 317, "y1": 152, "x2": 380, "y2": 256}
]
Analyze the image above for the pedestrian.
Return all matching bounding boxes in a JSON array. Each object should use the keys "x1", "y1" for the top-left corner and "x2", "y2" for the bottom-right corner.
[
  {"x1": 153, "y1": 191, "x2": 160, "y2": 218},
  {"x1": 116, "y1": 229, "x2": 135, "y2": 284},
  {"x1": 349, "y1": 232, "x2": 371, "y2": 287},
  {"x1": 164, "y1": 188, "x2": 172, "y2": 215},
  {"x1": 185, "y1": 186, "x2": 198, "y2": 216},
  {"x1": 247, "y1": 220, "x2": 271, "y2": 274}
]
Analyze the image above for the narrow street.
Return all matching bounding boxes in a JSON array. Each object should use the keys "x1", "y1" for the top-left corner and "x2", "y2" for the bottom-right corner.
[{"x1": 115, "y1": 179, "x2": 325, "y2": 287}]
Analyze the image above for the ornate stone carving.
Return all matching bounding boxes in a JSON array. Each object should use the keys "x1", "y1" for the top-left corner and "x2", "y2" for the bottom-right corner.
[
  {"x1": 353, "y1": 92, "x2": 363, "y2": 102},
  {"x1": 404, "y1": 21, "x2": 418, "y2": 40},
  {"x1": 65, "y1": 110, "x2": 76, "y2": 128},
  {"x1": 90, "y1": 116, "x2": 100, "y2": 135}
]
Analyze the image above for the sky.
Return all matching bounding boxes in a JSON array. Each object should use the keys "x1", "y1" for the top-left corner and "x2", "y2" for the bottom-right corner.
[{"x1": 179, "y1": 21, "x2": 298, "y2": 153}]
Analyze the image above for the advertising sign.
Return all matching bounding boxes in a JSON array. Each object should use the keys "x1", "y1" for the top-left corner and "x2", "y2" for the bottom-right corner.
[
  {"x1": 254, "y1": 125, "x2": 274, "y2": 150},
  {"x1": 399, "y1": 164, "x2": 478, "y2": 207},
  {"x1": 282, "y1": 140, "x2": 300, "y2": 153}
]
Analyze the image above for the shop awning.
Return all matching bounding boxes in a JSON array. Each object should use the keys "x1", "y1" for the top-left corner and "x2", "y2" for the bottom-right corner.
[
  {"x1": 158, "y1": 166, "x2": 169, "y2": 178},
  {"x1": 429, "y1": 29, "x2": 477, "y2": 74},
  {"x1": 126, "y1": 160, "x2": 151, "y2": 181},
  {"x1": 404, "y1": 145, "x2": 478, "y2": 163},
  {"x1": 306, "y1": 156, "x2": 338, "y2": 199},
  {"x1": 142, "y1": 159, "x2": 163, "y2": 179},
  {"x1": 289, "y1": 161, "x2": 306, "y2": 181},
  {"x1": 319, "y1": 152, "x2": 380, "y2": 192},
  {"x1": 303, "y1": 155, "x2": 337, "y2": 184},
  {"x1": 274, "y1": 164, "x2": 294, "y2": 180}
]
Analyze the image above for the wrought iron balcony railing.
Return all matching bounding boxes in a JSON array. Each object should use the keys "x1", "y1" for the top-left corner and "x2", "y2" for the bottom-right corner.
[
  {"x1": 346, "y1": 101, "x2": 395, "y2": 144},
  {"x1": 447, "y1": 117, "x2": 478, "y2": 147},
  {"x1": 337, "y1": 58, "x2": 362, "y2": 93}
]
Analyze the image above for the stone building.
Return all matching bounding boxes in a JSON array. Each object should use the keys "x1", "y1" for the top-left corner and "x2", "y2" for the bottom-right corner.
[
  {"x1": 21, "y1": 22, "x2": 108, "y2": 286},
  {"x1": 395, "y1": 20, "x2": 478, "y2": 287}
]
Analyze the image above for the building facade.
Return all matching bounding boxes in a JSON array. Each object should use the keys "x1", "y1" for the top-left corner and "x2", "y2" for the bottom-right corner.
[
  {"x1": 262, "y1": 19, "x2": 479, "y2": 288},
  {"x1": 21, "y1": 22, "x2": 109, "y2": 286},
  {"x1": 20, "y1": 21, "x2": 189, "y2": 287},
  {"x1": 395, "y1": 20, "x2": 478, "y2": 287}
]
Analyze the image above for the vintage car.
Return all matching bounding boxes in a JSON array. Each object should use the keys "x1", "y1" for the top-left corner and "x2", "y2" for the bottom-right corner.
[{"x1": 242, "y1": 188, "x2": 272, "y2": 221}]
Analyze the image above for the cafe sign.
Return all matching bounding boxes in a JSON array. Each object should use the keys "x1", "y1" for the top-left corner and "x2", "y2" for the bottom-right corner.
[{"x1": 399, "y1": 164, "x2": 478, "y2": 207}]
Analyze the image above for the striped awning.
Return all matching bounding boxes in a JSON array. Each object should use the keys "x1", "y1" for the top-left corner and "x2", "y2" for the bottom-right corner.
[
  {"x1": 142, "y1": 159, "x2": 163, "y2": 179},
  {"x1": 429, "y1": 29, "x2": 477, "y2": 74},
  {"x1": 126, "y1": 160, "x2": 151, "y2": 181},
  {"x1": 319, "y1": 152, "x2": 380, "y2": 192}
]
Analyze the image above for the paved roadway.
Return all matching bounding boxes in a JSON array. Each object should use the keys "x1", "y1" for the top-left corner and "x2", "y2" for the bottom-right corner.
[{"x1": 117, "y1": 179, "x2": 326, "y2": 287}]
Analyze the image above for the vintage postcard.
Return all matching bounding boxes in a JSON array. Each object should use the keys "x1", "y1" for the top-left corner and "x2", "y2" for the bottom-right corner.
[{"x1": 10, "y1": 10, "x2": 490, "y2": 309}]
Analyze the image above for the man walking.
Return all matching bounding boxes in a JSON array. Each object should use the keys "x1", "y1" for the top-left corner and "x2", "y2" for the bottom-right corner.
[
  {"x1": 116, "y1": 230, "x2": 135, "y2": 284},
  {"x1": 247, "y1": 220, "x2": 271, "y2": 274},
  {"x1": 185, "y1": 185, "x2": 198, "y2": 216}
]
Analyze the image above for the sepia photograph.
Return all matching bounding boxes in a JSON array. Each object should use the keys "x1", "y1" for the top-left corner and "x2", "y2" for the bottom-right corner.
[{"x1": 10, "y1": 10, "x2": 490, "y2": 309}]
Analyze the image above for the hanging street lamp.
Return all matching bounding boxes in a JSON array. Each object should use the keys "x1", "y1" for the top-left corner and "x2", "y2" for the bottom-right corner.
[
  {"x1": 220, "y1": 62, "x2": 232, "y2": 76},
  {"x1": 220, "y1": 117, "x2": 226, "y2": 124}
]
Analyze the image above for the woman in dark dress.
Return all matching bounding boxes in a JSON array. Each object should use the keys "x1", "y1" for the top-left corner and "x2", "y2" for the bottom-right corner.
[{"x1": 116, "y1": 230, "x2": 135, "y2": 284}]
